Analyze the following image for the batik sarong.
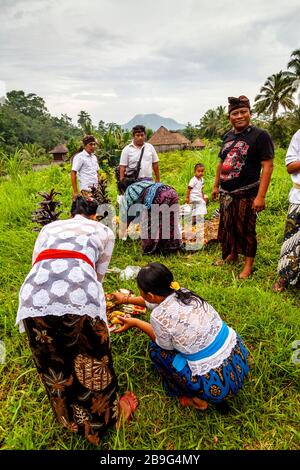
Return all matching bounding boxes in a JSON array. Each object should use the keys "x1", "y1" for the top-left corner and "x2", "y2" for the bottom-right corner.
[
  {"x1": 277, "y1": 203, "x2": 300, "y2": 286},
  {"x1": 218, "y1": 193, "x2": 257, "y2": 260},
  {"x1": 149, "y1": 336, "x2": 249, "y2": 402},
  {"x1": 24, "y1": 314, "x2": 119, "y2": 446}
]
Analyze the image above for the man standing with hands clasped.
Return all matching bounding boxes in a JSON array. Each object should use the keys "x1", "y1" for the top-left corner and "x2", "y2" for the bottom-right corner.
[
  {"x1": 212, "y1": 95, "x2": 274, "y2": 279},
  {"x1": 119, "y1": 125, "x2": 160, "y2": 182},
  {"x1": 71, "y1": 135, "x2": 100, "y2": 199}
]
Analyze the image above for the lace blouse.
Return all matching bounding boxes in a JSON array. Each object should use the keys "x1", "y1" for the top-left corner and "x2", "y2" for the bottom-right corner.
[
  {"x1": 149, "y1": 293, "x2": 237, "y2": 376},
  {"x1": 16, "y1": 215, "x2": 114, "y2": 332}
]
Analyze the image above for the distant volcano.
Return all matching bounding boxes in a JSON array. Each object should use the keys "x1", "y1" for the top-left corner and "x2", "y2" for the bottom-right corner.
[{"x1": 122, "y1": 113, "x2": 185, "y2": 131}]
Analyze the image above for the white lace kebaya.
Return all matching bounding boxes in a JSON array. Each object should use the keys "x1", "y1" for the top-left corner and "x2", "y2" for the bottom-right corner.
[
  {"x1": 16, "y1": 215, "x2": 114, "y2": 332},
  {"x1": 148, "y1": 292, "x2": 237, "y2": 376}
]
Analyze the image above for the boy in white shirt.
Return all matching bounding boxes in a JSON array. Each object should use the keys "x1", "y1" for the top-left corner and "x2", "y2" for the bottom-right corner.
[{"x1": 186, "y1": 163, "x2": 208, "y2": 223}]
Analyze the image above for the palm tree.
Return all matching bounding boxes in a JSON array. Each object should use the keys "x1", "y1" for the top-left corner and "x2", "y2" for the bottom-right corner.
[
  {"x1": 286, "y1": 105, "x2": 300, "y2": 132},
  {"x1": 199, "y1": 106, "x2": 229, "y2": 138},
  {"x1": 77, "y1": 110, "x2": 93, "y2": 134},
  {"x1": 287, "y1": 48, "x2": 300, "y2": 104},
  {"x1": 254, "y1": 71, "x2": 295, "y2": 121}
]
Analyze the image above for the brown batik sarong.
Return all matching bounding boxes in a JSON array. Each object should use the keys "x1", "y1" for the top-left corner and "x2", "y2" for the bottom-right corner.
[
  {"x1": 23, "y1": 314, "x2": 119, "y2": 446},
  {"x1": 218, "y1": 188, "x2": 258, "y2": 260}
]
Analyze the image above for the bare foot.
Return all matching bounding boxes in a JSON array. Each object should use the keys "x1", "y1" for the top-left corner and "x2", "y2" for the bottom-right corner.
[
  {"x1": 238, "y1": 257, "x2": 254, "y2": 279},
  {"x1": 225, "y1": 254, "x2": 238, "y2": 263},
  {"x1": 179, "y1": 396, "x2": 208, "y2": 410},
  {"x1": 238, "y1": 268, "x2": 252, "y2": 279},
  {"x1": 214, "y1": 254, "x2": 238, "y2": 266},
  {"x1": 117, "y1": 391, "x2": 138, "y2": 428}
]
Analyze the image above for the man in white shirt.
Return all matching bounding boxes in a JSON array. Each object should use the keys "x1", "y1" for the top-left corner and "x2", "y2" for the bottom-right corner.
[
  {"x1": 71, "y1": 135, "x2": 100, "y2": 198},
  {"x1": 285, "y1": 128, "x2": 300, "y2": 205},
  {"x1": 273, "y1": 128, "x2": 300, "y2": 292},
  {"x1": 119, "y1": 125, "x2": 160, "y2": 182}
]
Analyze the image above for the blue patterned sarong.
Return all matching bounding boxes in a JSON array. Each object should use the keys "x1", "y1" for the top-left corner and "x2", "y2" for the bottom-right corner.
[
  {"x1": 143, "y1": 183, "x2": 164, "y2": 209},
  {"x1": 149, "y1": 336, "x2": 249, "y2": 402}
]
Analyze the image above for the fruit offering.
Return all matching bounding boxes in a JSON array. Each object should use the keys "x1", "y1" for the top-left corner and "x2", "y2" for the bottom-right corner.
[
  {"x1": 107, "y1": 310, "x2": 131, "y2": 332},
  {"x1": 105, "y1": 290, "x2": 146, "y2": 332}
]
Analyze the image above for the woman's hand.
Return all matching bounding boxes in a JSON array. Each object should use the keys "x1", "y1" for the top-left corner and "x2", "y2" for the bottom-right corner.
[
  {"x1": 111, "y1": 291, "x2": 127, "y2": 305},
  {"x1": 113, "y1": 316, "x2": 137, "y2": 334}
]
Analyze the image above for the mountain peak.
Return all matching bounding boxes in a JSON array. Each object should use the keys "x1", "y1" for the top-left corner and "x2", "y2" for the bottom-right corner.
[{"x1": 122, "y1": 113, "x2": 184, "y2": 131}]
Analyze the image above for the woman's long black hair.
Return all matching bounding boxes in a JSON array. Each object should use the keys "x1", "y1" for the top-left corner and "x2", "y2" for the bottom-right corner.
[
  {"x1": 70, "y1": 195, "x2": 98, "y2": 217},
  {"x1": 137, "y1": 262, "x2": 205, "y2": 307},
  {"x1": 117, "y1": 177, "x2": 136, "y2": 194}
]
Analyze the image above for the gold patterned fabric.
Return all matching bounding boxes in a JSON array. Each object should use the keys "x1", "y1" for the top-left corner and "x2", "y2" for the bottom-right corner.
[{"x1": 24, "y1": 314, "x2": 118, "y2": 446}]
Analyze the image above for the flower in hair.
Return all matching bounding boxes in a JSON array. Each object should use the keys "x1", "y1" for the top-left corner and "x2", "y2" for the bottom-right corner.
[{"x1": 170, "y1": 281, "x2": 180, "y2": 291}]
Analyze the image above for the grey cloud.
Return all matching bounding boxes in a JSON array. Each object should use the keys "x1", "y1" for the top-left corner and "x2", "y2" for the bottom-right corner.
[
  {"x1": 0, "y1": 0, "x2": 299, "y2": 124},
  {"x1": 80, "y1": 28, "x2": 125, "y2": 49}
]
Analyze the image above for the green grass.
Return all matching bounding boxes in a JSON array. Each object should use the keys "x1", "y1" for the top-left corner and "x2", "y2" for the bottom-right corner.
[{"x1": 0, "y1": 146, "x2": 299, "y2": 450}]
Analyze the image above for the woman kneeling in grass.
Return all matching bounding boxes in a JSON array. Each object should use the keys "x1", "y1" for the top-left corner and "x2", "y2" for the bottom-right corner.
[{"x1": 113, "y1": 262, "x2": 249, "y2": 410}]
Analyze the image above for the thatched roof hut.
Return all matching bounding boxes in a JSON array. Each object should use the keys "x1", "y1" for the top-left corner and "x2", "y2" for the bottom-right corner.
[
  {"x1": 49, "y1": 144, "x2": 68, "y2": 162},
  {"x1": 191, "y1": 138, "x2": 205, "y2": 150},
  {"x1": 148, "y1": 126, "x2": 191, "y2": 152}
]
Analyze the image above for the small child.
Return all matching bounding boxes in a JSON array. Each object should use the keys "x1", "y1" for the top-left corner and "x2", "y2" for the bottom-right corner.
[{"x1": 185, "y1": 163, "x2": 208, "y2": 223}]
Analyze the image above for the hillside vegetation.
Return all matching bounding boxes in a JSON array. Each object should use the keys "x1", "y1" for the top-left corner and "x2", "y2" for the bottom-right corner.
[{"x1": 0, "y1": 146, "x2": 299, "y2": 450}]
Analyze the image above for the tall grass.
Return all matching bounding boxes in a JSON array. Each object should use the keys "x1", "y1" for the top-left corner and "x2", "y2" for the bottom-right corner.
[{"x1": 0, "y1": 147, "x2": 299, "y2": 450}]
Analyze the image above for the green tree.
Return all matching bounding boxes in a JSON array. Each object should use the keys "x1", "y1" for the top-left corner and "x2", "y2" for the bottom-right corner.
[
  {"x1": 199, "y1": 106, "x2": 229, "y2": 139},
  {"x1": 0, "y1": 92, "x2": 80, "y2": 153},
  {"x1": 77, "y1": 110, "x2": 93, "y2": 134},
  {"x1": 254, "y1": 72, "x2": 295, "y2": 122},
  {"x1": 97, "y1": 120, "x2": 107, "y2": 135},
  {"x1": 6, "y1": 90, "x2": 48, "y2": 118},
  {"x1": 182, "y1": 122, "x2": 198, "y2": 141},
  {"x1": 287, "y1": 48, "x2": 300, "y2": 104}
]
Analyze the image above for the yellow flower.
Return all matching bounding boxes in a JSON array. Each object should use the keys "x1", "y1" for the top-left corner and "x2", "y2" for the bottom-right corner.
[{"x1": 170, "y1": 281, "x2": 180, "y2": 291}]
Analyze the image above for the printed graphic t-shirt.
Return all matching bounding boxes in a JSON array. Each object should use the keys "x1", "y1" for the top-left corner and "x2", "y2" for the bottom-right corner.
[{"x1": 218, "y1": 126, "x2": 274, "y2": 192}]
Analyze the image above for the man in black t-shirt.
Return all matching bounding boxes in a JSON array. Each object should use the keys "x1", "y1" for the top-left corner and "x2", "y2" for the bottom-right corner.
[{"x1": 212, "y1": 95, "x2": 274, "y2": 279}]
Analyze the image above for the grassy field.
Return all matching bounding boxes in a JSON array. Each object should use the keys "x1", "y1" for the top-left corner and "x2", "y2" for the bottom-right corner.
[{"x1": 0, "y1": 145, "x2": 299, "y2": 450}]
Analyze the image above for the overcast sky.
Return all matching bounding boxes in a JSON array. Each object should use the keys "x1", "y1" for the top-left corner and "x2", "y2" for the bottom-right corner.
[{"x1": 0, "y1": 0, "x2": 299, "y2": 126}]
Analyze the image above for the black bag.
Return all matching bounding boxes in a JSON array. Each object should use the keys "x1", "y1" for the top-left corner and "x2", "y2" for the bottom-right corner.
[{"x1": 115, "y1": 146, "x2": 145, "y2": 184}]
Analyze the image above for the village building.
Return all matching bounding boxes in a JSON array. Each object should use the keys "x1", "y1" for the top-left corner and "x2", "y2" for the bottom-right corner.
[
  {"x1": 148, "y1": 126, "x2": 191, "y2": 152},
  {"x1": 48, "y1": 143, "x2": 68, "y2": 162},
  {"x1": 191, "y1": 138, "x2": 205, "y2": 150}
]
